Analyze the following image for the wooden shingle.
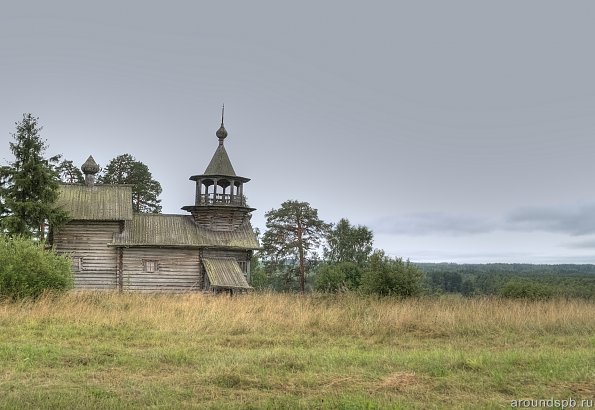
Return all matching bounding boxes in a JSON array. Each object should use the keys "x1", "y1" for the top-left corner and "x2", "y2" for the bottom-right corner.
[
  {"x1": 57, "y1": 185, "x2": 133, "y2": 221},
  {"x1": 202, "y1": 257, "x2": 252, "y2": 289}
]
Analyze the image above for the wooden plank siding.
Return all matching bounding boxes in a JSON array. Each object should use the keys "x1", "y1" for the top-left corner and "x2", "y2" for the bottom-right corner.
[
  {"x1": 53, "y1": 221, "x2": 120, "y2": 289},
  {"x1": 121, "y1": 248, "x2": 201, "y2": 292}
]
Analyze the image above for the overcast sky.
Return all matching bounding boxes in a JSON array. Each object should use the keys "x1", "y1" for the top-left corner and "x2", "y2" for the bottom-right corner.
[{"x1": 2, "y1": 1, "x2": 595, "y2": 263}]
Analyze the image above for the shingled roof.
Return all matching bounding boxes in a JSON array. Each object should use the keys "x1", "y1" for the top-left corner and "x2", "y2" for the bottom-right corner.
[
  {"x1": 203, "y1": 257, "x2": 252, "y2": 290},
  {"x1": 110, "y1": 214, "x2": 259, "y2": 249},
  {"x1": 203, "y1": 144, "x2": 236, "y2": 176},
  {"x1": 57, "y1": 185, "x2": 133, "y2": 221}
]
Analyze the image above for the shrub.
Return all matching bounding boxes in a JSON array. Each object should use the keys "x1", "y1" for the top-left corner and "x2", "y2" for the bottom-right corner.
[
  {"x1": 499, "y1": 279, "x2": 554, "y2": 300},
  {"x1": 0, "y1": 236, "x2": 73, "y2": 300},
  {"x1": 360, "y1": 251, "x2": 424, "y2": 297},
  {"x1": 315, "y1": 261, "x2": 363, "y2": 292}
]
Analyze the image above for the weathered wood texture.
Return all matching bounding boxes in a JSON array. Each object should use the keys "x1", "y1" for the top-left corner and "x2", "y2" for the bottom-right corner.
[
  {"x1": 201, "y1": 249, "x2": 250, "y2": 287},
  {"x1": 53, "y1": 221, "x2": 119, "y2": 289},
  {"x1": 189, "y1": 207, "x2": 250, "y2": 231},
  {"x1": 121, "y1": 248, "x2": 200, "y2": 292},
  {"x1": 202, "y1": 257, "x2": 252, "y2": 289},
  {"x1": 56, "y1": 185, "x2": 133, "y2": 220},
  {"x1": 111, "y1": 214, "x2": 259, "y2": 249}
]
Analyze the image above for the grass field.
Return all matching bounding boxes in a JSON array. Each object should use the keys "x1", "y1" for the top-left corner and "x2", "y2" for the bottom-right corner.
[{"x1": 0, "y1": 292, "x2": 593, "y2": 409}]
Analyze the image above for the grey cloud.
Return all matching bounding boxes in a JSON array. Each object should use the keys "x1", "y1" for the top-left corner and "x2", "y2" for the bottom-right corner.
[
  {"x1": 373, "y1": 212, "x2": 496, "y2": 236},
  {"x1": 506, "y1": 203, "x2": 595, "y2": 236},
  {"x1": 373, "y1": 202, "x2": 595, "y2": 237},
  {"x1": 563, "y1": 239, "x2": 595, "y2": 249}
]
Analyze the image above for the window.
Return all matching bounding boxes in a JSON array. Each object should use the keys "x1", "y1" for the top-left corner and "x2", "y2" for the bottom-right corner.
[
  {"x1": 143, "y1": 259, "x2": 159, "y2": 273},
  {"x1": 72, "y1": 257, "x2": 83, "y2": 272}
]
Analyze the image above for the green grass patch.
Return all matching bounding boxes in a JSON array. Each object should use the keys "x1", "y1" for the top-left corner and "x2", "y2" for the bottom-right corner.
[{"x1": 0, "y1": 293, "x2": 592, "y2": 409}]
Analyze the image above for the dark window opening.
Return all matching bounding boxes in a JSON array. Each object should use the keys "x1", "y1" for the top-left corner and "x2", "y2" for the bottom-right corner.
[
  {"x1": 73, "y1": 257, "x2": 83, "y2": 272},
  {"x1": 143, "y1": 259, "x2": 159, "y2": 273}
]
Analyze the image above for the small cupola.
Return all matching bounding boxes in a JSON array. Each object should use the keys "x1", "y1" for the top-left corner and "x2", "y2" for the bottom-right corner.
[
  {"x1": 182, "y1": 108, "x2": 255, "y2": 231},
  {"x1": 81, "y1": 155, "x2": 100, "y2": 186}
]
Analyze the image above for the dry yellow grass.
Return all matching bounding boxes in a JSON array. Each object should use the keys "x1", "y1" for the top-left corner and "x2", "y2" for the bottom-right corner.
[
  {"x1": 5, "y1": 292, "x2": 590, "y2": 339},
  {"x1": 0, "y1": 292, "x2": 593, "y2": 408}
]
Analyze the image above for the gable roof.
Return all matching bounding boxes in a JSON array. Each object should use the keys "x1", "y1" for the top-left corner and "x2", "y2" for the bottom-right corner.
[
  {"x1": 203, "y1": 257, "x2": 252, "y2": 290},
  {"x1": 57, "y1": 185, "x2": 133, "y2": 221},
  {"x1": 110, "y1": 214, "x2": 259, "y2": 249},
  {"x1": 204, "y1": 145, "x2": 236, "y2": 176}
]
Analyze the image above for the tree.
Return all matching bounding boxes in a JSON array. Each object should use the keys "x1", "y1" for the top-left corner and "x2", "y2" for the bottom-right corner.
[
  {"x1": 98, "y1": 154, "x2": 162, "y2": 213},
  {"x1": 261, "y1": 200, "x2": 330, "y2": 292},
  {"x1": 55, "y1": 159, "x2": 84, "y2": 184},
  {"x1": 324, "y1": 218, "x2": 374, "y2": 266},
  {"x1": 0, "y1": 114, "x2": 67, "y2": 240},
  {"x1": 360, "y1": 250, "x2": 424, "y2": 297}
]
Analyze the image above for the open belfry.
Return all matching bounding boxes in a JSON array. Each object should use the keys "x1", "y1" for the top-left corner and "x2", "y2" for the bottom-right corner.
[{"x1": 52, "y1": 113, "x2": 259, "y2": 292}]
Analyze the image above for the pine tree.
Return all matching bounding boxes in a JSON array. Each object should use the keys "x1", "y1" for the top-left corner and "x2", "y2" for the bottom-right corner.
[
  {"x1": 98, "y1": 154, "x2": 162, "y2": 213},
  {"x1": 0, "y1": 114, "x2": 67, "y2": 240},
  {"x1": 55, "y1": 159, "x2": 84, "y2": 184},
  {"x1": 261, "y1": 200, "x2": 330, "y2": 292}
]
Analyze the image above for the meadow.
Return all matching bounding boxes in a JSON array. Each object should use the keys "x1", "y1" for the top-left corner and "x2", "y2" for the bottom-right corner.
[{"x1": 0, "y1": 292, "x2": 593, "y2": 409}]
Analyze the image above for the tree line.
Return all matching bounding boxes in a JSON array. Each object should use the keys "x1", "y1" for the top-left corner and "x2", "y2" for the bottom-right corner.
[
  {"x1": 254, "y1": 200, "x2": 425, "y2": 296},
  {"x1": 419, "y1": 263, "x2": 595, "y2": 299}
]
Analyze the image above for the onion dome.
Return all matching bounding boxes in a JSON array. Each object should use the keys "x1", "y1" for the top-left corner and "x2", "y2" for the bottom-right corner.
[
  {"x1": 216, "y1": 124, "x2": 228, "y2": 143},
  {"x1": 81, "y1": 155, "x2": 100, "y2": 175}
]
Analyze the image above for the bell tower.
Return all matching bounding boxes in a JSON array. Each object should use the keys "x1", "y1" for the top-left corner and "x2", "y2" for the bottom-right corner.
[{"x1": 182, "y1": 110, "x2": 255, "y2": 231}]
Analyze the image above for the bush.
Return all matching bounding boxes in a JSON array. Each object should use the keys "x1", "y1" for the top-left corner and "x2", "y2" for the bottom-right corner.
[
  {"x1": 360, "y1": 251, "x2": 424, "y2": 297},
  {"x1": 315, "y1": 262, "x2": 363, "y2": 292},
  {"x1": 499, "y1": 280, "x2": 554, "y2": 300},
  {"x1": 0, "y1": 236, "x2": 73, "y2": 300}
]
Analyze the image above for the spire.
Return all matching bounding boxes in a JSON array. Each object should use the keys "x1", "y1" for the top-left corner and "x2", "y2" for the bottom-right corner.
[
  {"x1": 204, "y1": 110, "x2": 236, "y2": 176},
  {"x1": 216, "y1": 104, "x2": 227, "y2": 145}
]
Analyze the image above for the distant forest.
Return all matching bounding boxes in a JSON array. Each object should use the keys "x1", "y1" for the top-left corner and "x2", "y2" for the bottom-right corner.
[{"x1": 415, "y1": 263, "x2": 595, "y2": 299}]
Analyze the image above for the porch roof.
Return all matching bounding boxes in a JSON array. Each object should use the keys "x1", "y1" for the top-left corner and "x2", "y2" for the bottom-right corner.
[{"x1": 203, "y1": 257, "x2": 252, "y2": 290}]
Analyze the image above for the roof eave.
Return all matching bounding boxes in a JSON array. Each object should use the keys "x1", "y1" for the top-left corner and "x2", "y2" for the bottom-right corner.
[
  {"x1": 189, "y1": 174, "x2": 250, "y2": 183},
  {"x1": 108, "y1": 244, "x2": 260, "y2": 250}
]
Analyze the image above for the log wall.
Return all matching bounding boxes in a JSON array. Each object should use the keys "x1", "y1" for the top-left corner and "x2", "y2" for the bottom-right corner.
[
  {"x1": 190, "y1": 207, "x2": 249, "y2": 231},
  {"x1": 53, "y1": 221, "x2": 253, "y2": 292},
  {"x1": 121, "y1": 248, "x2": 200, "y2": 292},
  {"x1": 53, "y1": 221, "x2": 120, "y2": 290}
]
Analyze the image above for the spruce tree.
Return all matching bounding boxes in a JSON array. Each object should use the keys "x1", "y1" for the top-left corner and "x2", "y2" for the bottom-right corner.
[{"x1": 0, "y1": 114, "x2": 67, "y2": 240}]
